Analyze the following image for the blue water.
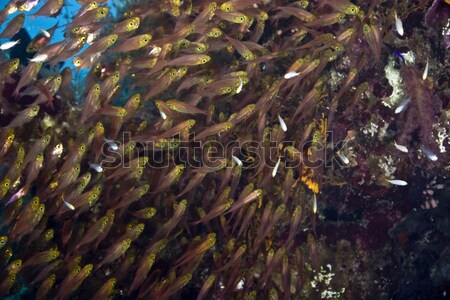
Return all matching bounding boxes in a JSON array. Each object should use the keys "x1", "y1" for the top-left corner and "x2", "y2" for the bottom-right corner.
[{"x1": 0, "y1": 0, "x2": 119, "y2": 70}]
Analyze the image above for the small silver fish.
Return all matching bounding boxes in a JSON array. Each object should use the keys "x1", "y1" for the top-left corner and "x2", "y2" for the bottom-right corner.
[
  {"x1": 337, "y1": 152, "x2": 349, "y2": 164},
  {"x1": 313, "y1": 194, "x2": 317, "y2": 214},
  {"x1": 29, "y1": 54, "x2": 48, "y2": 62},
  {"x1": 39, "y1": 28, "x2": 51, "y2": 38},
  {"x1": 387, "y1": 179, "x2": 408, "y2": 186},
  {"x1": 18, "y1": 0, "x2": 39, "y2": 12},
  {"x1": 394, "y1": 141, "x2": 408, "y2": 153},
  {"x1": 422, "y1": 58, "x2": 429, "y2": 80},
  {"x1": 272, "y1": 156, "x2": 281, "y2": 177},
  {"x1": 63, "y1": 199, "x2": 75, "y2": 210},
  {"x1": 104, "y1": 138, "x2": 118, "y2": 151},
  {"x1": 394, "y1": 11, "x2": 403, "y2": 36},
  {"x1": 0, "y1": 39, "x2": 20, "y2": 50},
  {"x1": 149, "y1": 47, "x2": 161, "y2": 56},
  {"x1": 395, "y1": 98, "x2": 410, "y2": 114},
  {"x1": 89, "y1": 163, "x2": 103, "y2": 173},
  {"x1": 232, "y1": 155, "x2": 243, "y2": 166},
  {"x1": 284, "y1": 71, "x2": 300, "y2": 79},
  {"x1": 236, "y1": 77, "x2": 243, "y2": 94},
  {"x1": 278, "y1": 114, "x2": 287, "y2": 132},
  {"x1": 421, "y1": 147, "x2": 438, "y2": 161}
]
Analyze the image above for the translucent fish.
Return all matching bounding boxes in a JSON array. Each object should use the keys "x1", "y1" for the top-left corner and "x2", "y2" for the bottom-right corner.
[
  {"x1": 166, "y1": 54, "x2": 211, "y2": 66},
  {"x1": 166, "y1": 99, "x2": 206, "y2": 115},
  {"x1": 92, "y1": 278, "x2": 116, "y2": 300},
  {"x1": 195, "y1": 121, "x2": 233, "y2": 140},
  {"x1": 318, "y1": 0, "x2": 360, "y2": 15},
  {"x1": 17, "y1": 0, "x2": 39, "y2": 12},
  {"x1": 5, "y1": 105, "x2": 40, "y2": 128},
  {"x1": 112, "y1": 33, "x2": 152, "y2": 52},
  {"x1": 236, "y1": 77, "x2": 243, "y2": 94},
  {"x1": 113, "y1": 16, "x2": 140, "y2": 34},
  {"x1": 0, "y1": 13, "x2": 25, "y2": 39},
  {"x1": 33, "y1": 0, "x2": 64, "y2": 16},
  {"x1": 96, "y1": 238, "x2": 132, "y2": 270}
]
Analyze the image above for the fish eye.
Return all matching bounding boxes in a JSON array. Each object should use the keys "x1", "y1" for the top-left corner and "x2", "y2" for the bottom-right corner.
[
  {"x1": 39, "y1": 206, "x2": 44, "y2": 212},
  {"x1": 32, "y1": 106, "x2": 39, "y2": 112},
  {"x1": 4, "y1": 181, "x2": 9, "y2": 188},
  {"x1": 223, "y1": 5, "x2": 231, "y2": 12}
]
